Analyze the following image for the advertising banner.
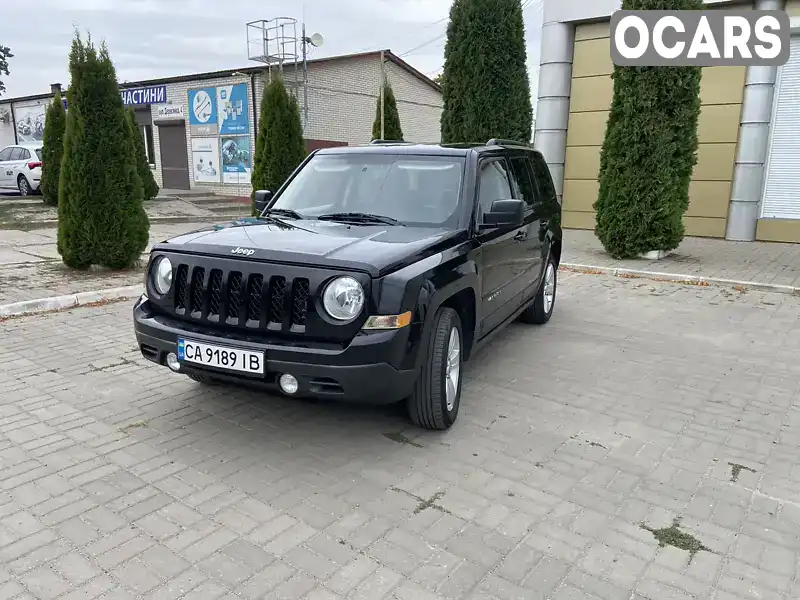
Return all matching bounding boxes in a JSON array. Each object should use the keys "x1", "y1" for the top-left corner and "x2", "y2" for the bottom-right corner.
[
  {"x1": 217, "y1": 83, "x2": 249, "y2": 135},
  {"x1": 13, "y1": 102, "x2": 47, "y2": 143},
  {"x1": 0, "y1": 105, "x2": 14, "y2": 148},
  {"x1": 220, "y1": 136, "x2": 251, "y2": 184},
  {"x1": 188, "y1": 87, "x2": 218, "y2": 136},
  {"x1": 191, "y1": 138, "x2": 221, "y2": 184}
]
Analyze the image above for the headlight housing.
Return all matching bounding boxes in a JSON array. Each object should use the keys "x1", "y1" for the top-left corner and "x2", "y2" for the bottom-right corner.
[
  {"x1": 151, "y1": 256, "x2": 173, "y2": 296},
  {"x1": 322, "y1": 276, "x2": 364, "y2": 322}
]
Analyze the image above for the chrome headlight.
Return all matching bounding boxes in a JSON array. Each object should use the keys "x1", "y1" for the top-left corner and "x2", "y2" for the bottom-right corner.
[
  {"x1": 322, "y1": 276, "x2": 364, "y2": 322},
  {"x1": 152, "y1": 256, "x2": 173, "y2": 295}
]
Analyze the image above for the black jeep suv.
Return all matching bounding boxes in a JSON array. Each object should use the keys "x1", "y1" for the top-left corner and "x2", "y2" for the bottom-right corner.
[{"x1": 133, "y1": 139, "x2": 562, "y2": 430}]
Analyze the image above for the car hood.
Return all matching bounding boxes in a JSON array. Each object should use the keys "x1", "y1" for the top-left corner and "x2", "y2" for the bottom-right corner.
[{"x1": 154, "y1": 217, "x2": 463, "y2": 277}]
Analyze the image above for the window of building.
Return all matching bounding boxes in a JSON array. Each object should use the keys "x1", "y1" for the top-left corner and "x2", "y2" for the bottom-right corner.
[{"x1": 140, "y1": 124, "x2": 156, "y2": 166}]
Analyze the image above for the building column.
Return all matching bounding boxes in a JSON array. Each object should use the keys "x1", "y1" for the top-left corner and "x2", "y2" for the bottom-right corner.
[
  {"x1": 533, "y1": 19, "x2": 574, "y2": 204},
  {"x1": 726, "y1": 0, "x2": 786, "y2": 241}
]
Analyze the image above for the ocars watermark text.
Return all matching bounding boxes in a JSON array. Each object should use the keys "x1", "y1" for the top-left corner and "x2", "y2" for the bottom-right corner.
[{"x1": 610, "y1": 10, "x2": 790, "y2": 66}]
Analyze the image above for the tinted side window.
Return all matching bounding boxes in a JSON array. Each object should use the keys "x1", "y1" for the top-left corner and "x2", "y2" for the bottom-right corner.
[
  {"x1": 477, "y1": 159, "x2": 512, "y2": 216},
  {"x1": 510, "y1": 156, "x2": 537, "y2": 208},
  {"x1": 0, "y1": 148, "x2": 11, "y2": 161},
  {"x1": 19, "y1": 149, "x2": 30, "y2": 160},
  {"x1": 8, "y1": 148, "x2": 23, "y2": 161},
  {"x1": 530, "y1": 153, "x2": 557, "y2": 203}
]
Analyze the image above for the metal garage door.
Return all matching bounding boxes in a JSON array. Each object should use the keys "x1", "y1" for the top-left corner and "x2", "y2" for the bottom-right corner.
[
  {"x1": 158, "y1": 123, "x2": 190, "y2": 190},
  {"x1": 762, "y1": 36, "x2": 800, "y2": 219}
]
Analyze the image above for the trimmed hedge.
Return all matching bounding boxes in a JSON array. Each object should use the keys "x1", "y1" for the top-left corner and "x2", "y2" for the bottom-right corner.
[
  {"x1": 440, "y1": 0, "x2": 532, "y2": 143},
  {"x1": 371, "y1": 79, "x2": 404, "y2": 141},
  {"x1": 250, "y1": 76, "x2": 306, "y2": 215},
  {"x1": 40, "y1": 90, "x2": 66, "y2": 206},
  {"x1": 594, "y1": 0, "x2": 703, "y2": 259},
  {"x1": 57, "y1": 33, "x2": 149, "y2": 269}
]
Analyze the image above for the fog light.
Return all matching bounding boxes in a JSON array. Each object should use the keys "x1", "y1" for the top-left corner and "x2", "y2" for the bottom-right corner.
[
  {"x1": 166, "y1": 352, "x2": 181, "y2": 372},
  {"x1": 279, "y1": 374, "x2": 299, "y2": 395}
]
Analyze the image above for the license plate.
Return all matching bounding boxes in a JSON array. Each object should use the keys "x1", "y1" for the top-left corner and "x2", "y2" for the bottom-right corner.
[{"x1": 177, "y1": 339, "x2": 264, "y2": 374}]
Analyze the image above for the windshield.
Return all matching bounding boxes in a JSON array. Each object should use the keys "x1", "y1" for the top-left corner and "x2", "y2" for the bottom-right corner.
[{"x1": 271, "y1": 154, "x2": 465, "y2": 227}]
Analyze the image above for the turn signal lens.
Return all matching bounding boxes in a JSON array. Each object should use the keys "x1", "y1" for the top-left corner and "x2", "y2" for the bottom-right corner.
[{"x1": 362, "y1": 311, "x2": 412, "y2": 330}]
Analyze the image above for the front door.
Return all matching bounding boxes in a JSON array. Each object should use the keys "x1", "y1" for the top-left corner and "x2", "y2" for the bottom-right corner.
[
  {"x1": 476, "y1": 157, "x2": 526, "y2": 337},
  {"x1": 158, "y1": 123, "x2": 190, "y2": 190}
]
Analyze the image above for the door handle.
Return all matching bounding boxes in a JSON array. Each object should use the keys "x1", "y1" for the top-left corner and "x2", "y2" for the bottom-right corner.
[{"x1": 514, "y1": 230, "x2": 527, "y2": 242}]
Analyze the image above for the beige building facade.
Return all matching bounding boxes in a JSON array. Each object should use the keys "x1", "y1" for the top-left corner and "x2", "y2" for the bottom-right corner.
[{"x1": 535, "y1": 0, "x2": 800, "y2": 243}]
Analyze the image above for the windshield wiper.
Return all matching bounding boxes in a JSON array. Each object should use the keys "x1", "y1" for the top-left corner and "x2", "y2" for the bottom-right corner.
[
  {"x1": 261, "y1": 208, "x2": 305, "y2": 220},
  {"x1": 317, "y1": 212, "x2": 404, "y2": 226}
]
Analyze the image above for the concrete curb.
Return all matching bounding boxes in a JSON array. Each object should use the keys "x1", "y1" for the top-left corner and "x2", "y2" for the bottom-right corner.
[
  {"x1": 0, "y1": 285, "x2": 143, "y2": 319},
  {"x1": 560, "y1": 262, "x2": 800, "y2": 295},
  {"x1": 1, "y1": 214, "x2": 248, "y2": 231}
]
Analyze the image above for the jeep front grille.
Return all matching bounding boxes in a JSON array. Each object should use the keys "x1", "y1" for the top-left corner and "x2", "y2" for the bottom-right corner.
[{"x1": 171, "y1": 264, "x2": 310, "y2": 332}]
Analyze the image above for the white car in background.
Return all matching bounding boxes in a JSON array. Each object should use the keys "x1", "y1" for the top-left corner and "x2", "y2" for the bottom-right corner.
[{"x1": 0, "y1": 143, "x2": 43, "y2": 196}]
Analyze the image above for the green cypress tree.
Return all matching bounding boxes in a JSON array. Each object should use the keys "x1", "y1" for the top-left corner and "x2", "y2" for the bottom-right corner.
[
  {"x1": 125, "y1": 107, "x2": 159, "y2": 200},
  {"x1": 250, "y1": 76, "x2": 306, "y2": 215},
  {"x1": 371, "y1": 79, "x2": 404, "y2": 141},
  {"x1": 58, "y1": 33, "x2": 149, "y2": 269},
  {"x1": 594, "y1": 0, "x2": 703, "y2": 259},
  {"x1": 440, "y1": 0, "x2": 532, "y2": 144},
  {"x1": 40, "y1": 89, "x2": 66, "y2": 206}
]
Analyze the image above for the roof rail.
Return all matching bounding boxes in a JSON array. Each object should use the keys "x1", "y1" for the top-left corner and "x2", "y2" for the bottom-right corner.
[
  {"x1": 370, "y1": 139, "x2": 411, "y2": 145},
  {"x1": 486, "y1": 138, "x2": 531, "y2": 147}
]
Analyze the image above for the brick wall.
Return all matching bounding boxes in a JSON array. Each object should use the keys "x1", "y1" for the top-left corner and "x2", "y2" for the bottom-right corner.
[{"x1": 151, "y1": 54, "x2": 442, "y2": 197}]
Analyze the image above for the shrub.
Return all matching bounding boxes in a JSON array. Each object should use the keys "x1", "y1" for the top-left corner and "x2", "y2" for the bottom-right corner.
[
  {"x1": 594, "y1": 0, "x2": 703, "y2": 259},
  {"x1": 58, "y1": 32, "x2": 149, "y2": 269},
  {"x1": 125, "y1": 108, "x2": 159, "y2": 200},
  {"x1": 40, "y1": 90, "x2": 66, "y2": 206},
  {"x1": 250, "y1": 76, "x2": 306, "y2": 215},
  {"x1": 371, "y1": 78, "x2": 404, "y2": 141},
  {"x1": 440, "y1": 0, "x2": 532, "y2": 143}
]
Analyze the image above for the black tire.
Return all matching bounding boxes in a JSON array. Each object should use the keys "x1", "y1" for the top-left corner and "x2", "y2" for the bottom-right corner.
[
  {"x1": 406, "y1": 307, "x2": 463, "y2": 430},
  {"x1": 17, "y1": 176, "x2": 31, "y2": 196},
  {"x1": 519, "y1": 254, "x2": 557, "y2": 325},
  {"x1": 187, "y1": 372, "x2": 216, "y2": 385}
]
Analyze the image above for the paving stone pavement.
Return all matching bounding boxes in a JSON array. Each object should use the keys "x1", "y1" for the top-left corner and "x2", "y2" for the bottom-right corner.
[
  {"x1": 1, "y1": 272, "x2": 799, "y2": 599},
  {"x1": 564, "y1": 230, "x2": 800, "y2": 288}
]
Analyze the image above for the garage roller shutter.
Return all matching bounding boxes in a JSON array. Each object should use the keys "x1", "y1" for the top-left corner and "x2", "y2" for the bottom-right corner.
[{"x1": 762, "y1": 36, "x2": 800, "y2": 219}]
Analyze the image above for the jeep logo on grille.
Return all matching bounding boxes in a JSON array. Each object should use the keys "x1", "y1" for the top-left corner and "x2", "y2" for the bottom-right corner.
[{"x1": 231, "y1": 247, "x2": 255, "y2": 256}]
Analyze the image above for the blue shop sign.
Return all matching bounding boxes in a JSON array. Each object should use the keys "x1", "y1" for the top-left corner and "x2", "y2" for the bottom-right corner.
[{"x1": 121, "y1": 85, "x2": 167, "y2": 106}]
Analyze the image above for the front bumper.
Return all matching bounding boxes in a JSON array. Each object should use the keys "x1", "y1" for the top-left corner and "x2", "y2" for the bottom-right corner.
[{"x1": 132, "y1": 296, "x2": 418, "y2": 404}]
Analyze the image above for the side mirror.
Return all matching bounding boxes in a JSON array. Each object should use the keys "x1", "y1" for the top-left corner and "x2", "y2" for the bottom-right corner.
[
  {"x1": 253, "y1": 190, "x2": 273, "y2": 214},
  {"x1": 481, "y1": 199, "x2": 525, "y2": 229}
]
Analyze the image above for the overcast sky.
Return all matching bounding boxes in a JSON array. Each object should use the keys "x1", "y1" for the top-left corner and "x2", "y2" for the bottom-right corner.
[{"x1": 1, "y1": 0, "x2": 544, "y2": 100}]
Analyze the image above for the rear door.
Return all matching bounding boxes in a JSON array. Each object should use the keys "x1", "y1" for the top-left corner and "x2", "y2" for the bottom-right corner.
[
  {"x1": 508, "y1": 153, "x2": 543, "y2": 299},
  {"x1": 529, "y1": 151, "x2": 561, "y2": 264}
]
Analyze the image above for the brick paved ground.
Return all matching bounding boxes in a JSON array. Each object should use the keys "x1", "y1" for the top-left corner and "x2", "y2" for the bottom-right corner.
[
  {"x1": 0, "y1": 223, "x2": 217, "y2": 305},
  {"x1": 1, "y1": 272, "x2": 799, "y2": 599},
  {"x1": 564, "y1": 230, "x2": 800, "y2": 288}
]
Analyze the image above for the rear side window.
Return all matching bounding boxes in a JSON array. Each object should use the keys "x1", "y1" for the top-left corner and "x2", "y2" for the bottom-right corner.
[
  {"x1": 509, "y1": 156, "x2": 537, "y2": 208},
  {"x1": 530, "y1": 153, "x2": 557, "y2": 203},
  {"x1": 19, "y1": 149, "x2": 30, "y2": 160},
  {"x1": 8, "y1": 148, "x2": 23, "y2": 161},
  {"x1": 0, "y1": 147, "x2": 11, "y2": 161}
]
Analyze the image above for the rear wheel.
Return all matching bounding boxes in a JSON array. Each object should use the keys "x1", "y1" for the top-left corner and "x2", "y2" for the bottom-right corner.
[
  {"x1": 519, "y1": 254, "x2": 557, "y2": 325},
  {"x1": 17, "y1": 176, "x2": 31, "y2": 196},
  {"x1": 406, "y1": 307, "x2": 463, "y2": 430}
]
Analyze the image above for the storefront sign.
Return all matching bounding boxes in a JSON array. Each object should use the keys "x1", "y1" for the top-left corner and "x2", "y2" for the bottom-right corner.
[
  {"x1": 155, "y1": 104, "x2": 184, "y2": 120},
  {"x1": 121, "y1": 85, "x2": 167, "y2": 106},
  {"x1": 188, "y1": 87, "x2": 218, "y2": 135}
]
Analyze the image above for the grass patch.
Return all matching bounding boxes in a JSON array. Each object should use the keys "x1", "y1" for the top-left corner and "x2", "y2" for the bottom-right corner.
[{"x1": 641, "y1": 518, "x2": 712, "y2": 561}]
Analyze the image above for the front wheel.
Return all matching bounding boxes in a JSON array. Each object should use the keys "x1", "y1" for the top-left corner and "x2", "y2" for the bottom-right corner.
[
  {"x1": 18, "y1": 176, "x2": 31, "y2": 196},
  {"x1": 406, "y1": 307, "x2": 463, "y2": 430},
  {"x1": 519, "y1": 254, "x2": 557, "y2": 325}
]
